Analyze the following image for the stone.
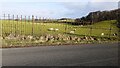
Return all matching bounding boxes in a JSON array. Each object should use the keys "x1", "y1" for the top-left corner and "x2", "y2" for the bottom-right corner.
[
  {"x1": 38, "y1": 39, "x2": 45, "y2": 43},
  {"x1": 72, "y1": 37, "x2": 77, "y2": 41},
  {"x1": 27, "y1": 35, "x2": 33, "y2": 40},
  {"x1": 90, "y1": 36, "x2": 94, "y2": 41},
  {"x1": 76, "y1": 37, "x2": 81, "y2": 41},
  {"x1": 21, "y1": 35, "x2": 26, "y2": 40},
  {"x1": 5, "y1": 34, "x2": 16, "y2": 40},
  {"x1": 0, "y1": 36, "x2": 3, "y2": 39},
  {"x1": 34, "y1": 40, "x2": 39, "y2": 43},
  {"x1": 40, "y1": 36, "x2": 45, "y2": 40}
]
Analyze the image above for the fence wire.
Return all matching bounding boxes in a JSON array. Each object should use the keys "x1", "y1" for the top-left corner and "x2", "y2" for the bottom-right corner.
[{"x1": 1, "y1": 14, "x2": 118, "y2": 38}]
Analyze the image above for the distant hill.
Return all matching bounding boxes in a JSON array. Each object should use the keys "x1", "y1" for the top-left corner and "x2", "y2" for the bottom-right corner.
[
  {"x1": 86, "y1": 9, "x2": 119, "y2": 22},
  {"x1": 75, "y1": 9, "x2": 120, "y2": 27}
]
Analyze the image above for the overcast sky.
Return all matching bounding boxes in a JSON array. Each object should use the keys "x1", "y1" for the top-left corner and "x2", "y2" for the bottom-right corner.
[{"x1": 0, "y1": 0, "x2": 119, "y2": 19}]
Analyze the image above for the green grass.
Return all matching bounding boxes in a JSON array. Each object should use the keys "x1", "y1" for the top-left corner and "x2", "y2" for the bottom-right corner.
[
  {"x1": 1, "y1": 20, "x2": 119, "y2": 38},
  {"x1": 1, "y1": 20, "x2": 119, "y2": 48}
]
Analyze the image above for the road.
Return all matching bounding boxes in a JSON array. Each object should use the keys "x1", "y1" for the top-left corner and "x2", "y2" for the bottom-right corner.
[{"x1": 2, "y1": 43, "x2": 119, "y2": 66}]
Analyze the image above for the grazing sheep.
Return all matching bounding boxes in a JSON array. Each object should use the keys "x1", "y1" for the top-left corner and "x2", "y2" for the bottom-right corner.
[
  {"x1": 55, "y1": 29, "x2": 59, "y2": 31},
  {"x1": 101, "y1": 33, "x2": 104, "y2": 36},
  {"x1": 73, "y1": 29, "x2": 76, "y2": 31},
  {"x1": 113, "y1": 33, "x2": 117, "y2": 36},
  {"x1": 70, "y1": 31, "x2": 74, "y2": 34},
  {"x1": 80, "y1": 25, "x2": 83, "y2": 26},
  {"x1": 48, "y1": 28, "x2": 54, "y2": 31}
]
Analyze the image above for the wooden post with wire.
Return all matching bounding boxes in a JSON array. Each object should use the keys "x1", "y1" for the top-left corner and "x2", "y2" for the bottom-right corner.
[
  {"x1": 109, "y1": 21, "x2": 112, "y2": 38},
  {"x1": 21, "y1": 15, "x2": 22, "y2": 35},
  {"x1": 3, "y1": 14, "x2": 5, "y2": 36},
  {"x1": 25, "y1": 16, "x2": 26, "y2": 35},
  {"x1": 28, "y1": 16, "x2": 30, "y2": 35},
  {"x1": 89, "y1": 13, "x2": 93, "y2": 36},
  {"x1": 8, "y1": 14, "x2": 10, "y2": 34},
  {"x1": 17, "y1": 15, "x2": 18, "y2": 35},
  {"x1": 32, "y1": 15, "x2": 34, "y2": 36},
  {"x1": 36, "y1": 16, "x2": 37, "y2": 35}
]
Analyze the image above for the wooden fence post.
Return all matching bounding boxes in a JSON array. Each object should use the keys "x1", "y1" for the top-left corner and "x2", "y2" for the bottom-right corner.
[
  {"x1": 13, "y1": 15, "x2": 16, "y2": 36},
  {"x1": 32, "y1": 15, "x2": 34, "y2": 36},
  {"x1": 21, "y1": 15, "x2": 22, "y2": 35},
  {"x1": 16, "y1": 15, "x2": 19, "y2": 34},
  {"x1": 8, "y1": 14, "x2": 10, "y2": 34},
  {"x1": 25, "y1": 16, "x2": 26, "y2": 35},
  {"x1": 109, "y1": 22, "x2": 112, "y2": 38},
  {"x1": 90, "y1": 26, "x2": 92, "y2": 36},
  {"x1": 36, "y1": 16, "x2": 37, "y2": 35},
  {"x1": 3, "y1": 14, "x2": 5, "y2": 36}
]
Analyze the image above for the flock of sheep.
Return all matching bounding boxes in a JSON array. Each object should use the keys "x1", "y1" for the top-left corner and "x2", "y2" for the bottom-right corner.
[
  {"x1": 48, "y1": 28, "x2": 59, "y2": 31},
  {"x1": 48, "y1": 28, "x2": 76, "y2": 34},
  {"x1": 48, "y1": 28, "x2": 117, "y2": 36}
]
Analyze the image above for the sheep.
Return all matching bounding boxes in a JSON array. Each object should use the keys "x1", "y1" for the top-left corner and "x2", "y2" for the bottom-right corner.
[
  {"x1": 113, "y1": 33, "x2": 117, "y2": 36},
  {"x1": 101, "y1": 33, "x2": 104, "y2": 36},
  {"x1": 55, "y1": 29, "x2": 59, "y2": 31},
  {"x1": 80, "y1": 25, "x2": 83, "y2": 26},
  {"x1": 70, "y1": 31, "x2": 75, "y2": 34},
  {"x1": 48, "y1": 28, "x2": 54, "y2": 31},
  {"x1": 73, "y1": 29, "x2": 76, "y2": 31},
  {"x1": 69, "y1": 29, "x2": 76, "y2": 34}
]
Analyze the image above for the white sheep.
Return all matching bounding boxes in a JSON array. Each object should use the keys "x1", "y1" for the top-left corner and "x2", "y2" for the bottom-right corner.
[
  {"x1": 55, "y1": 29, "x2": 59, "y2": 31},
  {"x1": 80, "y1": 25, "x2": 83, "y2": 26},
  {"x1": 48, "y1": 28, "x2": 54, "y2": 31},
  {"x1": 113, "y1": 33, "x2": 117, "y2": 36},
  {"x1": 73, "y1": 29, "x2": 76, "y2": 31},
  {"x1": 101, "y1": 33, "x2": 104, "y2": 36},
  {"x1": 70, "y1": 31, "x2": 74, "y2": 34}
]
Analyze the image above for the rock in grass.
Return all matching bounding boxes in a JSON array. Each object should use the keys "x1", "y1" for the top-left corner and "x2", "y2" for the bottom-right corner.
[
  {"x1": 71, "y1": 37, "x2": 77, "y2": 41},
  {"x1": 40, "y1": 36, "x2": 45, "y2": 40},
  {"x1": 63, "y1": 37, "x2": 68, "y2": 41},
  {"x1": 76, "y1": 37, "x2": 81, "y2": 42},
  {"x1": 21, "y1": 35, "x2": 26, "y2": 40},
  {"x1": 27, "y1": 35, "x2": 33, "y2": 40},
  {"x1": 5, "y1": 34, "x2": 15, "y2": 40},
  {"x1": 89, "y1": 36, "x2": 94, "y2": 41},
  {"x1": 0, "y1": 36, "x2": 3, "y2": 39},
  {"x1": 38, "y1": 40, "x2": 46, "y2": 43},
  {"x1": 34, "y1": 40, "x2": 39, "y2": 43}
]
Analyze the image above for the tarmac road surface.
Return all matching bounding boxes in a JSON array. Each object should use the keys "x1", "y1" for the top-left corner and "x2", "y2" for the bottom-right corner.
[{"x1": 2, "y1": 43, "x2": 119, "y2": 66}]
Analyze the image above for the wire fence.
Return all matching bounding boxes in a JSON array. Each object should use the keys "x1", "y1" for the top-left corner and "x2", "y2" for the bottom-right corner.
[
  {"x1": 1, "y1": 14, "x2": 119, "y2": 47},
  {"x1": 1, "y1": 14, "x2": 118, "y2": 38}
]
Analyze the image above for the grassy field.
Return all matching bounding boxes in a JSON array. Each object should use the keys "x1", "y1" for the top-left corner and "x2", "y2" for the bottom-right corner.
[
  {"x1": 1, "y1": 20, "x2": 119, "y2": 37},
  {"x1": 1, "y1": 20, "x2": 119, "y2": 48}
]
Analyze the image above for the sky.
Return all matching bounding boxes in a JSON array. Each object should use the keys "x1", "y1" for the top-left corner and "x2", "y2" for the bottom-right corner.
[{"x1": 0, "y1": 0, "x2": 119, "y2": 19}]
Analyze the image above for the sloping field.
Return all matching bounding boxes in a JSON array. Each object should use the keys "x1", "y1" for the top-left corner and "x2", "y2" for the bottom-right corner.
[
  {"x1": 1, "y1": 20, "x2": 119, "y2": 48},
  {"x1": 1, "y1": 20, "x2": 118, "y2": 37}
]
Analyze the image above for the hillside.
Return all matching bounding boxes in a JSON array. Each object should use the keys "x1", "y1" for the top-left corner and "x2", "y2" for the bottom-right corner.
[
  {"x1": 87, "y1": 9, "x2": 119, "y2": 22},
  {"x1": 1, "y1": 20, "x2": 119, "y2": 48},
  {"x1": 1, "y1": 20, "x2": 118, "y2": 37},
  {"x1": 75, "y1": 9, "x2": 120, "y2": 26}
]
